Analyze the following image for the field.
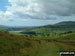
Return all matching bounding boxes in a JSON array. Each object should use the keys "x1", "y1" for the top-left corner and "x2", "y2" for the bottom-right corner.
[{"x1": 0, "y1": 32, "x2": 75, "y2": 56}]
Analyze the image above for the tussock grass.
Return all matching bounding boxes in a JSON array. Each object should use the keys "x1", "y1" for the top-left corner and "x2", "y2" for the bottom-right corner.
[{"x1": 0, "y1": 32, "x2": 39, "y2": 56}]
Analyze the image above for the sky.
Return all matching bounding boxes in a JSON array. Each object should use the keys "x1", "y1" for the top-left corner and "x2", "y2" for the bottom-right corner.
[{"x1": 0, "y1": 0, "x2": 75, "y2": 27}]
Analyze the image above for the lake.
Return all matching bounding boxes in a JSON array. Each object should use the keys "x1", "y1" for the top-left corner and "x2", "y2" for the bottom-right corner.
[{"x1": 9, "y1": 31, "x2": 22, "y2": 33}]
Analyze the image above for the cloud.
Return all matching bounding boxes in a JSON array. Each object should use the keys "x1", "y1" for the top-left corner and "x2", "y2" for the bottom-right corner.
[
  {"x1": 6, "y1": 0, "x2": 75, "y2": 20},
  {"x1": 0, "y1": 0, "x2": 75, "y2": 22},
  {"x1": 0, "y1": 11, "x2": 13, "y2": 21}
]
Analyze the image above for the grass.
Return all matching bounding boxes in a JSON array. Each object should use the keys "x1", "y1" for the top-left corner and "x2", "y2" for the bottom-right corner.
[
  {"x1": 0, "y1": 32, "x2": 39, "y2": 56},
  {"x1": 0, "y1": 32, "x2": 75, "y2": 56},
  {"x1": 34, "y1": 42, "x2": 59, "y2": 56},
  {"x1": 62, "y1": 33, "x2": 75, "y2": 39},
  {"x1": 28, "y1": 40, "x2": 75, "y2": 56},
  {"x1": 53, "y1": 40, "x2": 75, "y2": 51}
]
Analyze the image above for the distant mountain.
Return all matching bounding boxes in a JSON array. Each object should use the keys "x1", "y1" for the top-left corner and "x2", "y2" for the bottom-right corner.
[
  {"x1": 39, "y1": 21, "x2": 75, "y2": 30},
  {"x1": 55, "y1": 21, "x2": 75, "y2": 26},
  {"x1": 0, "y1": 21, "x2": 75, "y2": 39},
  {"x1": 53, "y1": 21, "x2": 75, "y2": 30},
  {"x1": 0, "y1": 21, "x2": 75, "y2": 32},
  {"x1": 0, "y1": 25, "x2": 8, "y2": 32},
  {"x1": 26, "y1": 21, "x2": 75, "y2": 38},
  {"x1": 0, "y1": 25, "x2": 36, "y2": 32}
]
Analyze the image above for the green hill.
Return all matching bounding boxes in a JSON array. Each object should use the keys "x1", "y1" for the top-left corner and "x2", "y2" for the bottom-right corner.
[
  {"x1": 20, "y1": 21, "x2": 75, "y2": 39},
  {"x1": 0, "y1": 32, "x2": 39, "y2": 56},
  {"x1": 62, "y1": 33, "x2": 75, "y2": 39},
  {"x1": 0, "y1": 32, "x2": 75, "y2": 56},
  {"x1": 41, "y1": 21, "x2": 75, "y2": 30},
  {"x1": 0, "y1": 21, "x2": 75, "y2": 39},
  {"x1": 0, "y1": 26, "x2": 8, "y2": 32}
]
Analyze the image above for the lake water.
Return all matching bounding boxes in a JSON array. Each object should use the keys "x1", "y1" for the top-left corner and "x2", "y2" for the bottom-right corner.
[{"x1": 9, "y1": 31, "x2": 22, "y2": 33}]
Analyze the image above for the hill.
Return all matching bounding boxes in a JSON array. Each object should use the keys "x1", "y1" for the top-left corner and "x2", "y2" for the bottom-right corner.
[
  {"x1": 0, "y1": 25, "x2": 34, "y2": 32},
  {"x1": 1, "y1": 21, "x2": 75, "y2": 32},
  {"x1": 20, "y1": 21, "x2": 75, "y2": 39},
  {"x1": 0, "y1": 32, "x2": 39, "y2": 56},
  {"x1": 0, "y1": 25, "x2": 8, "y2": 32},
  {"x1": 41, "y1": 21, "x2": 75, "y2": 30},
  {"x1": 0, "y1": 32, "x2": 75, "y2": 56},
  {"x1": 62, "y1": 33, "x2": 75, "y2": 39},
  {"x1": 0, "y1": 21, "x2": 75, "y2": 39}
]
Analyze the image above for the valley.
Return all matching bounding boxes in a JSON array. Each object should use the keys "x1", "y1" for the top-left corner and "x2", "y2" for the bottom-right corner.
[{"x1": 0, "y1": 21, "x2": 75, "y2": 56}]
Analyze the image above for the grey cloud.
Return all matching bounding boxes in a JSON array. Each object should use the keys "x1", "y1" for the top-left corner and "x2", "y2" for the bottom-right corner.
[
  {"x1": 39, "y1": 0, "x2": 75, "y2": 16},
  {"x1": 8, "y1": 0, "x2": 75, "y2": 19}
]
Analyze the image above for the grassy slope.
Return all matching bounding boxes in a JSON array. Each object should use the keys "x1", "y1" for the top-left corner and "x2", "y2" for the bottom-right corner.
[
  {"x1": 18, "y1": 21, "x2": 75, "y2": 39},
  {"x1": 0, "y1": 32, "x2": 59, "y2": 56},
  {"x1": 62, "y1": 33, "x2": 75, "y2": 39},
  {"x1": 0, "y1": 32, "x2": 75, "y2": 56},
  {"x1": 30, "y1": 40, "x2": 75, "y2": 56},
  {"x1": 29, "y1": 33, "x2": 75, "y2": 56},
  {"x1": 35, "y1": 42, "x2": 59, "y2": 56},
  {"x1": 0, "y1": 32, "x2": 39, "y2": 56}
]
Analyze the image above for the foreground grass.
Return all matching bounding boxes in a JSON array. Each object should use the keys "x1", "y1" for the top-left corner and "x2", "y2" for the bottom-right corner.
[
  {"x1": 53, "y1": 40, "x2": 75, "y2": 51},
  {"x1": 0, "y1": 32, "x2": 39, "y2": 56},
  {"x1": 29, "y1": 40, "x2": 75, "y2": 56},
  {"x1": 0, "y1": 32, "x2": 75, "y2": 56},
  {"x1": 34, "y1": 41, "x2": 59, "y2": 56}
]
